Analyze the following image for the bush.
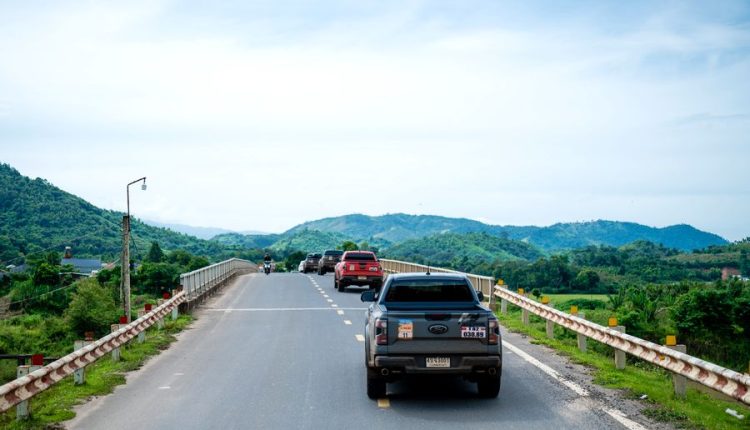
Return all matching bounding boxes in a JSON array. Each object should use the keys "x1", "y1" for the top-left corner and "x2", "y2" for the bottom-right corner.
[{"x1": 64, "y1": 278, "x2": 118, "y2": 337}]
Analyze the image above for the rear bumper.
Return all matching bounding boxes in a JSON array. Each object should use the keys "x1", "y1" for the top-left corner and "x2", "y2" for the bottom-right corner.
[
  {"x1": 374, "y1": 355, "x2": 501, "y2": 375},
  {"x1": 339, "y1": 275, "x2": 383, "y2": 287}
]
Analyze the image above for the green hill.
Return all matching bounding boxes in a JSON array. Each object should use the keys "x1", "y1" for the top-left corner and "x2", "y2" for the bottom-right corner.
[
  {"x1": 212, "y1": 232, "x2": 280, "y2": 249},
  {"x1": 288, "y1": 214, "x2": 727, "y2": 252},
  {"x1": 383, "y1": 232, "x2": 545, "y2": 270},
  {"x1": 268, "y1": 229, "x2": 350, "y2": 254},
  {"x1": 0, "y1": 163, "x2": 227, "y2": 264}
]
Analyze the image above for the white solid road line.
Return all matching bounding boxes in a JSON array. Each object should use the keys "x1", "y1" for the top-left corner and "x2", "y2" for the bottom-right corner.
[
  {"x1": 602, "y1": 408, "x2": 650, "y2": 430},
  {"x1": 503, "y1": 340, "x2": 647, "y2": 430},
  {"x1": 502, "y1": 341, "x2": 589, "y2": 396}
]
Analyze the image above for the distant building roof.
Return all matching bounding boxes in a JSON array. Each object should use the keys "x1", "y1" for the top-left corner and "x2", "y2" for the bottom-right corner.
[{"x1": 61, "y1": 258, "x2": 102, "y2": 274}]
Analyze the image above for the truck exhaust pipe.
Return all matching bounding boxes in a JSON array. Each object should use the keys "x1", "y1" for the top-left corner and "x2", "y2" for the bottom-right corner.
[
  {"x1": 488, "y1": 367, "x2": 497, "y2": 376},
  {"x1": 380, "y1": 368, "x2": 390, "y2": 377}
]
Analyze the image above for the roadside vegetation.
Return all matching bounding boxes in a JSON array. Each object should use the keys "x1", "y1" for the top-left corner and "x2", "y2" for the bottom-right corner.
[
  {"x1": 0, "y1": 315, "x2": 192, "y2": 429},
  {"x1": 0, "y1": 242, "x2": 209, "y2": 384}
]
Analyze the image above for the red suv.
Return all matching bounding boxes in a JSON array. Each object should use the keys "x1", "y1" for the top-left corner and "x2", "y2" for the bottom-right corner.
[{"x1": 334, "y1": 251, "x2": 383, "y2": 292}]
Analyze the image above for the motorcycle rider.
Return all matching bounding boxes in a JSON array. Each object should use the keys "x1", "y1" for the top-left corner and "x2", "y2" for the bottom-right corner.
[{"x1": 263, "y1": 253, "x2": 272, "y2": 274}]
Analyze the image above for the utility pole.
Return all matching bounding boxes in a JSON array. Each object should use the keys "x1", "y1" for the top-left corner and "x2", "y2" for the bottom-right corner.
[
  {"x1": 121, "y1": 214, "x2": 131, "y2": 322},
  {"x1": 121, "y1": 177, "x2": 146, "y2": 323}
]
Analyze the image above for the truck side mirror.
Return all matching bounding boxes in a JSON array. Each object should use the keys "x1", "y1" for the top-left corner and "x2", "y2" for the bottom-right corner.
[
  {"x1": 476, "y1": 291, "x2": 484, "y2": 301},
  {"x1": 361, "y1": 291, "x2": 376, "y2": 302}
]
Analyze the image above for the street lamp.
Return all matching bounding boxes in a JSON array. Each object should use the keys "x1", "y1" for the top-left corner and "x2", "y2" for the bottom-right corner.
[{"x1": 121, "y1": 177, "x2": 146, "y2": 322}]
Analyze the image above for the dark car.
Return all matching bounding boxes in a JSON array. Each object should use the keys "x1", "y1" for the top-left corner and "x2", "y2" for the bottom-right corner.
[
  {"x1": 361, "y1": 273, "x2": 501, "y2": 399},
  {"x1": 318, "y1": 250, "x2": 344, "y2": 275},
  {"x1": 302, "y1": 253, "x2": 322, "y2": 273}
]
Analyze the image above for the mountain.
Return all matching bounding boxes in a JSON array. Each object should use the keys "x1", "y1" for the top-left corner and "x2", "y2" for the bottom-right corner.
[
  {"x1": 384, "y1": 232, "x2": 544, "y2": 268},
  {"x1": 268, "y1": 229, "x2": 350, "y2": 254},
  {"x1": 212, "y1": 233, "x2": 281, "y2": 249},
  {"x1": 0, "y1": 163, "x2": 227, "y2": 264},
  {"x1": 501, "y1": 221, "x2": 728, "y2": 252},
  {"x1": 143, "y1": 220, "x2": 236, "y2": 240},
  {"x1": 287, "y1": 214, "x2": 727, "y2": 252}
]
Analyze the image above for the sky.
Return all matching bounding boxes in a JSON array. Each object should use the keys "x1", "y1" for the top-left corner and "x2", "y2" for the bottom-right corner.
[{"x1": 1, "y1": 1, "x2": 748, "y2": 240}]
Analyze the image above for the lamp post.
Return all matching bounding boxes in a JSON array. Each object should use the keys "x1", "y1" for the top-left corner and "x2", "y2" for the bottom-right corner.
[{"x1": 121, "y1": 177, "x2": 146, "y2": 323}]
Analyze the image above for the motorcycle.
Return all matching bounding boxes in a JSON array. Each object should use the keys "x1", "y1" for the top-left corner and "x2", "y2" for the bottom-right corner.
[{"x1": 263, "y1": 261, "x2": 271, "y2": 275}]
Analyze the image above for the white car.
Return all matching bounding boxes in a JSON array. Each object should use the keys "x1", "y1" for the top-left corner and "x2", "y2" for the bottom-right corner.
[{"x1": 298, "y1": 260, "x2": 305, "y2": 272}]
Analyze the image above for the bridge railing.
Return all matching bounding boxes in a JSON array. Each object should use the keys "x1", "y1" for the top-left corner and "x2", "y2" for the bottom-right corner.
[
  {"x1": 383, "y1": 259, "x2": 750, "y2": 406},
  {"x1": 0, "y1": 258, "x2": 254, "y2": 416},
  {"x1": 380, "y1": 259, "x2": 495, "y2": 302},
  {"x1": 181, "y1": 258, "x2": 256, "y2": 304}
]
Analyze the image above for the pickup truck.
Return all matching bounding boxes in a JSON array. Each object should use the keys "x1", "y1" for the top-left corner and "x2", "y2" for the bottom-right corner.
[
  {"x1": 318, "y1": 249, "x2": 343, "y2": 275},
  {"x1": 361, "y1": 273, "x2": 501, "y2": 399},
  {"x1": 334, "y1": 251, "x2": 383, "y2": 292}
]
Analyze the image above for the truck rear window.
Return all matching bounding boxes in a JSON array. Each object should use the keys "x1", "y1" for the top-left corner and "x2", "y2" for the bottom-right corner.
[
  {"x1": 384, "y1": 280, "x2": 474, "y2": 302},
  {"x1": 345, "y1": 253, "x2": 376, "y2": 261}
]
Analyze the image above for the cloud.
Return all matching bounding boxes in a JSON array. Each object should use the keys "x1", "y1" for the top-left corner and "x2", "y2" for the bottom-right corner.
[{"x1": 0, "y1": 1, "x2": 749, "y2": 240}]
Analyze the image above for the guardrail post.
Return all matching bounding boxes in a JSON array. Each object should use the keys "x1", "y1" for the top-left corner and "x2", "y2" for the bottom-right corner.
[
  {"x1": 170, "y1": 291, "x2": 179, "y2": 320},
  {"x1": 666, "y1": 336, "x2": 687, "y2": 398},
  {"x1": 16, "y1": 355, "x2": 43, "y2": 420},
  {"x1": 576, "y1": 311, "x2": 587, "y2": 353},
  {"x1": 111, "y1": 324, "x2": 122, "y2": 361},
  {"x1": 136, "y1": 310, "x2": 146, "y2": 343},
  {"x1": 608, "y1": 318, "x2": 626, "y2": 370},
  {"x1": 73, "y1": 335, "x2": 93, "y2": 384},
  {"x1": 156, "y1": 300, "x2": 165, "y2": 329},
  {"x1": 542, "y1": 297, "x2": 554, "y2": 339}
]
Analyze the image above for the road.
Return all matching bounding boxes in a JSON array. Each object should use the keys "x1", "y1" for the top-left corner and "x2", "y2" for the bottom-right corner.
[{"x1": 67, "y1": 272, "x2": 662, "y2": 430}]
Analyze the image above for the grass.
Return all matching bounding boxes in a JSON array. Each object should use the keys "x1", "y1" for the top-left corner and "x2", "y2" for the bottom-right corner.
[
  {"x1": 497, "y1": 306, "x2": 750, "y2": 430},
  {"x1": 543, "y1": 293, "x2": 609, "y2": 304},
  {"x1": 0, "y1": 314, "x2": 192, "y2": 429}
]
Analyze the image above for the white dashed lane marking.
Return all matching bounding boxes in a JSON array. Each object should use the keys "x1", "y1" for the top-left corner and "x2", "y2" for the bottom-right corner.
[
  {"x1": 344, "y1": 320, "x2": 352, "y2": 325},
  {"x1": 337, "y1": 310, "x2": 345, "y2": 315},
  {"x1": 355, "y1": 334, "x2": 365, "y2": 342}
]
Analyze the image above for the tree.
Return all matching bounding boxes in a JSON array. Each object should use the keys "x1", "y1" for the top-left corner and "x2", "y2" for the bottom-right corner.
[
  {"x1": 571, "y1": 269, "x2": 600, "y2": 292},
  {"x1": 339, "y1": 241, "x2": 358, "y2": 252},
  {"x1": 146, "y1": 242, "x2": 165, "y2": 263},
  {"x1": 137, "y1": 262, "x2": 180, "y2": 295},
  {"x1": 187, "y1": 256, "x2": 210, "y2": 272},
  {"x1": 740, "y1": 250, "x2": 748, "y2": 276},
  {"x1": 32, "y1": 262, "x2": 59, "y2": 287},
  {"x1": 65, "y1": 278, "x2": 118, "y2": 336}
]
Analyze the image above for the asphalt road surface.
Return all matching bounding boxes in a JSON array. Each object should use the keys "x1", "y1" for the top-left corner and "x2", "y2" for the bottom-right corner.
[{"x1": 67, "y1": 273, "x2": 662, "y2": 430}]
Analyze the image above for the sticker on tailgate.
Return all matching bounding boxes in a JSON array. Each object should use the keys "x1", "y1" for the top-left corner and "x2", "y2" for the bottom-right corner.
[
  {"x1": 460, "y1": 325, "x2": 486, "y2": 338},
  {"x1": 398, "y1": 320, "x2": 413, "y2": 340}
]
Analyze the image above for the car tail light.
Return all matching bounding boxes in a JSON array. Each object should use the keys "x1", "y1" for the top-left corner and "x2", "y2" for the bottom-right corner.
[
  {"x1": 488, "y1": 318, "x2": 499, "y2": 345},
  {"x1": 375, "y1": 318, "x2": 388, "y2": 345},
  {"x1": 369, "y1": 266, "x2": 378, "y2": 272}
]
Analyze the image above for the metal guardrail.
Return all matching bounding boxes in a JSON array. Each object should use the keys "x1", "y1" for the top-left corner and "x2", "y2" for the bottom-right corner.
[
  {"x1": 383, "y1": 258, "x2": 750, "y2": 406},
  {"x1": 494, "y1": 287, "x2": 750, "y2": 405},
  {"x1": 0, "y1": 292, "x2": 185, "y2": 413},
  {"x1": 0, "y1": 257, "x2": 255, "y2": 415},
  {"x1": 181, "y1": 258, "x2": 256, "y2": 303},
  {"x1": 380, "y1": 259, "x2": 495, "y2": 301}
]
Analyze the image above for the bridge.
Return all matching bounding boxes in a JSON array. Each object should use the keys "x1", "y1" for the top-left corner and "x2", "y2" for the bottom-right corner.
[{"x1": 2, "y1": 258, "x2": 748, "y2": 429}]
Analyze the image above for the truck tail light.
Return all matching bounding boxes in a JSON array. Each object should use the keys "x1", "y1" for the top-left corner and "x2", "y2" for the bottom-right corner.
[
  {"x1": 375, "y1": 318, "x2": 388, "y2": 345},
  {"x1": 488, "y1": 318, "x2": 499, "y2": 345}
]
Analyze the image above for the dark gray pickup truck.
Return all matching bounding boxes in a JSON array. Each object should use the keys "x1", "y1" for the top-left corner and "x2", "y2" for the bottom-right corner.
[{"x1": 361, "y1": 273, "x2": 502, "y2": 399}]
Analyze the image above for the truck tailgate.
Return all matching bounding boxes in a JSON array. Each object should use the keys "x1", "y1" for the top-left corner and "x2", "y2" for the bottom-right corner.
[{"x1": 384, "y1": 309, "x2": 492, "y2": 354}]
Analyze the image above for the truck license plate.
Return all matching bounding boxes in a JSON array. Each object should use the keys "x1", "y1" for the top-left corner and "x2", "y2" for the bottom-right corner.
[
  {"x1": 425, "y1": 357, "x2": 450, "y2": 368},
  {"x1": 460, "y1": 325, "x2": 486, "y2": 338},
  {"x1": 358, "y1": 276, "x2": 367, "y2": 280}
]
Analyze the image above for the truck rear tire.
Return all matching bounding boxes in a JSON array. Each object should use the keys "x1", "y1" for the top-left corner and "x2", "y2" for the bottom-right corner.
[
  {"x1": 367, "y1": 369, "x2": 386, "y2": 399},
  {"x1": 477, "y1": 373, "x2": 501, "y2": 398}
]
